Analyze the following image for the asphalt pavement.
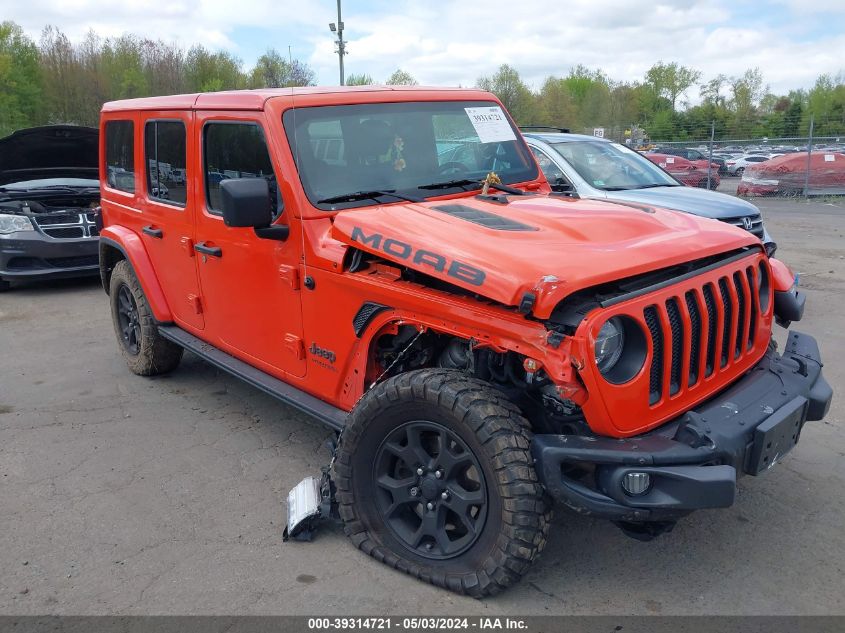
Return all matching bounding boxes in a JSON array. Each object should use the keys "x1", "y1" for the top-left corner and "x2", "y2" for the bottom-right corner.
[{"x1": 1, "y1": 193, "x2": 843, "y2": 614}]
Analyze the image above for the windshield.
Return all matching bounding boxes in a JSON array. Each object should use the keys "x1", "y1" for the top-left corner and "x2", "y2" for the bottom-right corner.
[
  {"x1": 283, "y1": 101, "x2": 538, "y2": 209},
  {"x1": 548, "y1": 140, "x2": 679, "y2": 190}
]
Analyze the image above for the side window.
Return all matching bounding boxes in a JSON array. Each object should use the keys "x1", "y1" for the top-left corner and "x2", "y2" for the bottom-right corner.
[
  {"x1": 530, "y1": 147, "x2": 567, "y2": 183},
  {"x1": 105, "y1": 120, "x2": 135, "y2": 193},
  {"x1": 203, "y1": 122, "x2": 280, "y2": 217},
  {"x1": 145, "y1": 120, "x2": 187, "y2": 206}
]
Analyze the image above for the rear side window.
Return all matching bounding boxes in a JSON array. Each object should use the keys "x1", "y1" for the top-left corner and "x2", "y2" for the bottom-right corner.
[
  {"x1": 145, "y1": 120, "x2": 187, "y2": 206},
  {"x1": 203, "y1": 122, "x2": 280, "y2": 216},
  {"x1": 105, "y1": 120, "x2": 135, "y2": 193}
]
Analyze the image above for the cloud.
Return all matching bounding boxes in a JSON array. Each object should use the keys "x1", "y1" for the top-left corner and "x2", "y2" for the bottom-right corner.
[{"x1": 7, "y1": 0, "x2": 844, "y2": 96}]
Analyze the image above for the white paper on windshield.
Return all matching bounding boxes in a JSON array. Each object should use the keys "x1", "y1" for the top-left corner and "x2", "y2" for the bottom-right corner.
[
  {"x1": 824, "y1": 154, "x2": 835, "y2": 162},
  {"x1": 666, "y1": 157, "x2": 675, "y2": 164},
  {"x1": 464, "y1": 107, "x2": 517, "y2": 143}
]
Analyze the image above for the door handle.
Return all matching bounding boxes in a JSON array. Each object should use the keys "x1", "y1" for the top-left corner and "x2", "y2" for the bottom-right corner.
[
  {"x1": 194, "y1": 242, "x2": 222, "y2": 258},
  {"x1": 142, "y1": 225, "x2": 163, "y2": 239}
]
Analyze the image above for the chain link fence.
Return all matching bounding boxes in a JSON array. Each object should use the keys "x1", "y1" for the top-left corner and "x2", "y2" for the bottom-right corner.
[{"x1": 575, "y1": 115, "x2": 845, "y2": 198}]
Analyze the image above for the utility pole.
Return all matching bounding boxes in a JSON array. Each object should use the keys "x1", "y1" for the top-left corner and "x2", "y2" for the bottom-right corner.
[{"x1": 328, "y1": 0, "x2": 346, "y2": 85}]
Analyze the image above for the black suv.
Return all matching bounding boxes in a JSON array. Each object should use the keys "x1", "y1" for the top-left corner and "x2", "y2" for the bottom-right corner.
[{"x1": 0, "y1": 126, "x2": 100, "y2": 291}]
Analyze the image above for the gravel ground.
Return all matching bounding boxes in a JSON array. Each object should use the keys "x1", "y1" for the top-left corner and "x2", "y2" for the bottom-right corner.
[{"x1": 1, "y1": 194, "x2": 843, "y2": 615}]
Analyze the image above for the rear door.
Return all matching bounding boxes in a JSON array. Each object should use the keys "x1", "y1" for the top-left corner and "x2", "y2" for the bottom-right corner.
[
  {"x1": 191, "y1": 113, "x2": 306, "y2": 378},
  {"x1": 137, "y1": 112, "x2": 205, "y2": 330}
]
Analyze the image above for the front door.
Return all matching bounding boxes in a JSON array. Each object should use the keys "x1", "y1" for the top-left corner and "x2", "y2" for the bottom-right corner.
[{"x1": 191, "y1": 114, "x2": 306, "y2": 378}]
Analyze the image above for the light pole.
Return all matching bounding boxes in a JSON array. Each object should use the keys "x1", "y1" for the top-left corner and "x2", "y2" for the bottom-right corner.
[{"x1": 328, "y1": 0, "x2": 346, "y2": 85}]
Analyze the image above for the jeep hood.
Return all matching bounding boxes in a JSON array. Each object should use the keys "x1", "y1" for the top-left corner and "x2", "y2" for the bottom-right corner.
[
  {"x1": 0, "y1": 125, "x2": 98, "y2": 186},
  {"x1": 604, "y1": 185, "x2": 762, "y2": 220},
  {"x1": 331, "y1": 195, "x2": 759, "y2": 319}
]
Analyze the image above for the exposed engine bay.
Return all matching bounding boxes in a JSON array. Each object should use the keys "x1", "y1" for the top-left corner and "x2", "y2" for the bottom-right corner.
[{"x1": 371, "y1": 325, "x2": 588, "y2": 436}]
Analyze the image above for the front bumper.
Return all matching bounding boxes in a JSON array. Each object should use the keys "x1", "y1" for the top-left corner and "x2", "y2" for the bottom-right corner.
[
  {"x1": 531, "y1": 331, "x2": 832, "y2": 522},
  {"x1": 0, "y1": 231, "x2": 99, "y2": 281}
]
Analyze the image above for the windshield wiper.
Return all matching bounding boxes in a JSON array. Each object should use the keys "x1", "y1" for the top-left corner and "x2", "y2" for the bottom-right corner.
[
  {"x1": 0, "y1": 185, "x2": 99, "y2": 195},
  {"x1": 601, "y1": 183, "x2": 679, "y2": 191},
  {"x1": 630, "y1": 183, "x2": 680, "y2": 189},
  {"x1": 316, "y1": 189, "x2": 422, "y2": 205},
  {"x1": 417, "y1": 179, "x2": 527, "y2": 195},
  {"x1": 417, "y1": 179, "x2": 478, "y2": 191}
]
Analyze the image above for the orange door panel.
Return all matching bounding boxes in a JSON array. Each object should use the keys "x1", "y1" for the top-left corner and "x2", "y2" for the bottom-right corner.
[
  {"x1": 137, "y1": 111, "x2": 204, "y2": 331},
  {"x1": 191, "y1": 112, "x2": 306, "y2": 378}
]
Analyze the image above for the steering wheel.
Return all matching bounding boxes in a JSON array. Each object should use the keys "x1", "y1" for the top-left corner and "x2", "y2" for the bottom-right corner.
[{"x1": 438, "y1": 162, "x2": 468, "y2": 176}]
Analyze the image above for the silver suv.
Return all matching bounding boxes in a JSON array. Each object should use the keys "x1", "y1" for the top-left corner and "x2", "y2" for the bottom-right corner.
[{"x1": 523, "y1": 131, "x2": 774, "y2": 250}]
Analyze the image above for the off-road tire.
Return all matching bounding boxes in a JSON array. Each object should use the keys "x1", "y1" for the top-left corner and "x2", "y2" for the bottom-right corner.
[
  {"x1": 109, "y1": 259, "x2": 183, "y2": 376},
  {"x1": 334, "y1": 369, "x2": 551, "y2": 597}
]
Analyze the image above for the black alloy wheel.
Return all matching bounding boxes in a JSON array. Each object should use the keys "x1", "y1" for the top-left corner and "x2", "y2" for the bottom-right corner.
[
  {"x1": 116, "y1": 284, "x2": 142, "y2": 355},
  {"x1": 373, "y1": 420, "x2": 488, "y2": 560}
]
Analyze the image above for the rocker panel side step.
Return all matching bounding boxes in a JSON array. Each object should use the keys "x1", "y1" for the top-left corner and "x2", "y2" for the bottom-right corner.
[{"x1": 158, "y1": 325, "x2": 347, "y2": 431}]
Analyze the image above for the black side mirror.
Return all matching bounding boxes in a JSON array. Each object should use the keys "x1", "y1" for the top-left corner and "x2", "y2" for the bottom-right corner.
[
  {"x1": 552, "y1": 178, "x2": 573, "y2": 192},
  {"x1": 221, "y1": 178, "x2": 272, "y2": 228},
  {"x1": 220, "y1": 178, "x2": 288, "y2": 241}
]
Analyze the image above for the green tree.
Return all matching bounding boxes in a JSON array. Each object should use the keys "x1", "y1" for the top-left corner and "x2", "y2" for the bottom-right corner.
[
  {"x1": 536, "y1": 77, "x2": 576, "y2": 127},
  {"x1": 807, "y1": 73, "x2": 845, "y2": 135},
  {"x1": 248, "y1": 48, "x2": 315, "y2": 88},
  {"x1": 0, "y1": 21, "x2": 42, "y2": 135},
  {"x1": 476, "y1": 64, "x2": 536, "y2": 124},
  {"x1": 385, "y1": 68, "x2": 417, "y2": 85},
  {"x1": 185, "y1": 45, "x2": 245, "y2": 93},
  {"x1": 644, "y1": 61, "x2": 702, "y2": 111},
  {"x1": 345, "y1": 73, "x2": 374, "y2": 85}
]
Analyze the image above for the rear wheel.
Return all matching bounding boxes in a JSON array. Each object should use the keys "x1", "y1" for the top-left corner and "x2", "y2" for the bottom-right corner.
[
  {"x1": 109, "y1": 259, "x2": 183, "y2": 376},
  {"x1": 0, "y1": 279, "x2": 10, "y2": 292},
  {"x1": 735, "y1": 167, "x2": 745, "y2": 177},
  {"x1": 334, "y1": 369, "x2": 551, "y2": 597}
]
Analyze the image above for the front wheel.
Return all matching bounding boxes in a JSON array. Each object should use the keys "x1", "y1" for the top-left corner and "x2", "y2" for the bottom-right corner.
[{"x1": 333, "y1": 369, "x2": 551, "y2": 597}]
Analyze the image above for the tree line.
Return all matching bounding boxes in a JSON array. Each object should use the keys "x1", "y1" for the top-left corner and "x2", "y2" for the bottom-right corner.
[
  {"x1": 2, "y1": 20, "x2": 843, "y2": 142},
  {"x1": 478, "y1": 63, "x2": 845, "y2": 142},
  {"x1": 0, "y1": 21, "x2": 417, "y2": 136}
]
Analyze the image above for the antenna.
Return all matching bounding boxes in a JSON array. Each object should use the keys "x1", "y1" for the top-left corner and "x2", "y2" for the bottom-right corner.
[{"x1": 288, "y1": 46, "x2": 309, "y2": 283}]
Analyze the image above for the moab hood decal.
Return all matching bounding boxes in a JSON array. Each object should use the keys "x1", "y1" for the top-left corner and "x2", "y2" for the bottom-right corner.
[{"x1": 331, "y1": 195, "x2": 758, "y2": 319}]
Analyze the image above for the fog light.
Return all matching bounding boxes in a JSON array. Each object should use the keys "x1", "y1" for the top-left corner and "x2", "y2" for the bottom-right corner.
[{"x1": 622, "y1": 472, "x2": 651, "y2": 496}]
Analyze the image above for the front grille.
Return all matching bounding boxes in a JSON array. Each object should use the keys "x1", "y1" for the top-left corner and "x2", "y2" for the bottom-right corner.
[
  {"x1": 33, "y1": 212, "x2": 98, "y2": 239},
  {"x1": 36, "y1": 213, "x2": 81, "y2": 225},
  {"x1": 85, "y1": 213, "x2": 100, "y2": 236},
  {"x1": 724, "y1": 216, "x2": 765, "y2": 239},
  {"x1": 42, "y1": 227, "x2": 84, "y2": 238},
  {"x1": 643, "y1": 306, "x2": 663, "y2": 405},
  {"x1": 684, "y1": 291, "x2": 701, "y2": 385},
  {"x1": 643, "y1": 259, "x2": 765, "y2": 406}
]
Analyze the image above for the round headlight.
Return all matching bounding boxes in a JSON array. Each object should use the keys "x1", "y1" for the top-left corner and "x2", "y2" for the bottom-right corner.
[{"x1": 595, "y1": 317, "x2": 625, "y2": 373}]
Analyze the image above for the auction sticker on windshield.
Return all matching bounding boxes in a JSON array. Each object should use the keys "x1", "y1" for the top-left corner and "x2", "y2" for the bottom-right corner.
[{"x1": 464, "y1": 106, "x2": 517, "y2": 143}]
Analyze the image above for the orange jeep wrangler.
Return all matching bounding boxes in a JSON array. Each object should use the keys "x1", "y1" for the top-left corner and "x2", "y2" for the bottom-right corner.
[{"x1": 98, "y1": 87, "x2": 831, "y2": 596}]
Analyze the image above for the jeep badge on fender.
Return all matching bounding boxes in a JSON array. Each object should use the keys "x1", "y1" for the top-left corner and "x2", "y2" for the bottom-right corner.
[{"x1": 98, "y1": 86, "x2": 831, "y2": 598}]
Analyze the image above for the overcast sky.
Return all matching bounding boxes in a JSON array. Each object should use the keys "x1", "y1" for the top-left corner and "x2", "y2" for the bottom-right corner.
[{"x1": 9, "y1": 0, "x2": 845, "y2": 100}]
